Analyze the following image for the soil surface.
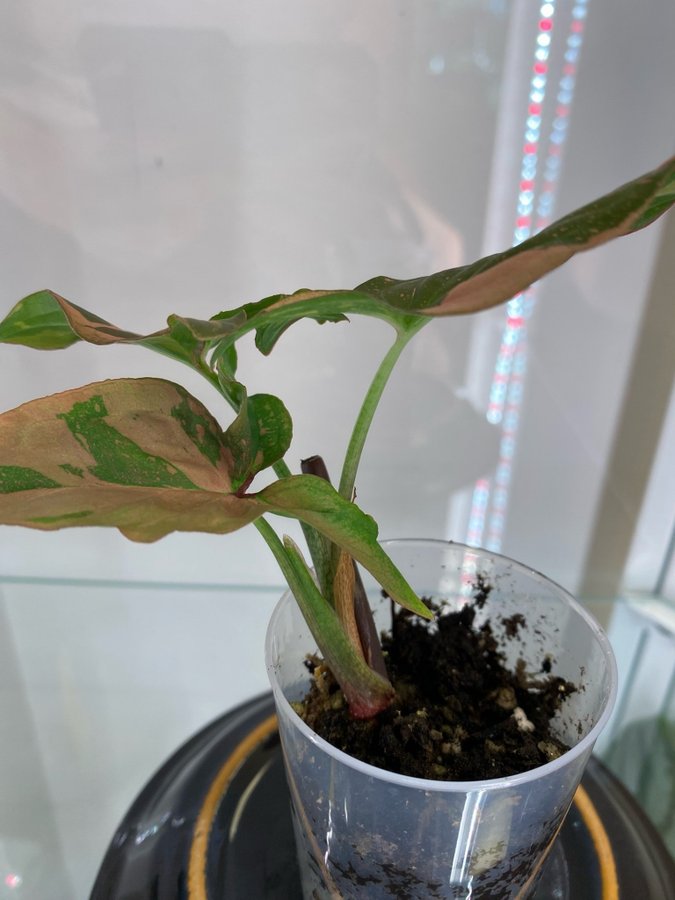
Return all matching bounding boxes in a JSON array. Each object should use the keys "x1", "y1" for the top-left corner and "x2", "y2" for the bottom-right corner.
[{"x1": 298, "y1": 590, "x2": 576, "y2": 781}]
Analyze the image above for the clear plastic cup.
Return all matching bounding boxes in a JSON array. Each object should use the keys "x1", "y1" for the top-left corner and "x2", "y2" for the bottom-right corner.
[{"x1": 265, "y1": 540, "x2": 617, "y2": 899}]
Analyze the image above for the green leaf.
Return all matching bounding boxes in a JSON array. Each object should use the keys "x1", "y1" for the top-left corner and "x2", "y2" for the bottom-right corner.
[
  {"x1": 0, "y1": 291, "x2": 205, "y2": 370},
  {"x1": 8, "y1": 157, "x2": 672, "y2": 368},
  {"x1": 212, "y1": 343, "x2": 247, "y2": 407},
  {"x1": 0, "y1": 378, "x2": 260, "y2": 541},
  {"x1": 281, "y1": 536, "x2": 394, "y2": 718},
  {"x1": 255, "y1": 475, "x2": 433, "y2": 620},
  {"x1": 171, "y1": 155, "x2": 675, "y2": 353},
  {"x1": 223, "y1": 392, "x2": 293, "y2": 491},
  {"x1": 0, "y1": 291, "x2": 81, "y2": 349}
]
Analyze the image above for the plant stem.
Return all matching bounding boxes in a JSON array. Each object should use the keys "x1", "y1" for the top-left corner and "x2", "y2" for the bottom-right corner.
[
  {"x1": 200, "y1": 355, "x2": 328, "y2": 582},
  {"x1": 254, "y1": 516, "x2": 294, "y2": 580},
  {"x1": 338, "y1": 318, "x2": 427, "y2": 501}
]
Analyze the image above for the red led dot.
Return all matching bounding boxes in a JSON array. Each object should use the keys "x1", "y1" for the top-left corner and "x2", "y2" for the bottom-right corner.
[
  {"x1": 517, "y1": 216, "x2": 531, "y2": 228},
  {"x1": 524, "y1": 142, "x2": 538, "y2": 155},
  {"x1": 528, "y1": 102, "x2": 543, "y2": 115},
  {"x1": 520, "y1": 179, "x2": 535, "y2": 191},
  {"x1": 539, "y1": 19, "x2": 553, "y2": 31},
  {"x1": 571, "y1": 20, "x2": 584, "y2": 33},
  {"x1": 556, "y1": 104, "x2": 570, "y2": 117},
  {"x1": 534, "y1": 62, "x2": 548, "y2": 75}
]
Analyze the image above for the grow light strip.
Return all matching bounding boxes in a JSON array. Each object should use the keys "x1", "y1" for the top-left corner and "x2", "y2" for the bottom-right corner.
[{"x1": 467, "y1": 0, "x2": 588, "y2": 551}]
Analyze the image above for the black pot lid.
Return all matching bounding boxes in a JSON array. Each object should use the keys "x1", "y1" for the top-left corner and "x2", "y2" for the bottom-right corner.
[{"x1": 91, "y1": 693, "x2": 675, "y2": 899}]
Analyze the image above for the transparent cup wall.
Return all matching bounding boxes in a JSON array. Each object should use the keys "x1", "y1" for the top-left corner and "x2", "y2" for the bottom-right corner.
[{"x1": 266, "y1": 540, "x2": 617, "y2": 899}]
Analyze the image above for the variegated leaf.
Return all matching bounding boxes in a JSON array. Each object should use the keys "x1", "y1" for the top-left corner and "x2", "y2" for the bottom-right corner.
[
  {"x1": 0, "y1": 378, "x2": 259, "y2": 541},
  {"x1": 0, "y1": 291, "x2": 203, "y2": 369},
  {"x1": 3, "y1": 157, "x2": 672, "y2": 363},
  {"x1": 190, "y1": 155, "x2": 675, "y2": 350},
  {"x1": 223, "y1": 391, "x2": 293, "y2": 491},
  {"x1": 0, "y1": 380, "x2": 427, "y2": 618}
]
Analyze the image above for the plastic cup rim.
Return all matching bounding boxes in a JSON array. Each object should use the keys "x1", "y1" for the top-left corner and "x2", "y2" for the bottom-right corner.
[{"x1": 265, "y1": 538, "x2": 619, "y2": 793}]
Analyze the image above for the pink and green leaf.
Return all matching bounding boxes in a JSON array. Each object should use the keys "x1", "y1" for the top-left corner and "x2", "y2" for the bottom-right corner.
[
  {"x1": 0, "y1": 378, "x2": 426, "y2": 618},
  {"x1": 176, "y1": 154, "x2": 675, "y2": 349},
  {"x1": 4, "y1": 158, "x2": 672, "y2": 365},
  {"x1": 0, "y1": 378, "x2": 257, "y2": 541}
]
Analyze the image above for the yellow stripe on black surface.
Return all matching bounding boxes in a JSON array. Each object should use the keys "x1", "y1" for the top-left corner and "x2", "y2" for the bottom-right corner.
[
  {"x1": 187, "y1": 713, "x2": 278, "y2": 900},
  {"x1": 187, "y1": 715, "x2": 620, "y2": 900},
  {"x1": 575, "y1": 783, "x2": 620, "y2": 900}
]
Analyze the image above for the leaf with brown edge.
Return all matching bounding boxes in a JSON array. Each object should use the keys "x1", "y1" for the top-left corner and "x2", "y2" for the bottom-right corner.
[
  {"x1": 360, "y1": 155, "x2": 675, "y2": 318},
  {"x1": 6, "y1": 156, "x2": 673, "y2": 366},
  {"x1": 0, "y1": 290, "x2": 204, "y2": 369},
  {"x1": 0, "y1": 378, "x2": 261, "y2": 542},
  {"x1": 170, "y1": 155, "x2": 675, "y2": 353}
]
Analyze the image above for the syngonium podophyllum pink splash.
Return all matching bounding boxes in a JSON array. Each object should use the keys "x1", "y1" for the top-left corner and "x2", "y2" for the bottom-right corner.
[{"x1": 0, "y1": 156, "x2": 673, "y2": 716}]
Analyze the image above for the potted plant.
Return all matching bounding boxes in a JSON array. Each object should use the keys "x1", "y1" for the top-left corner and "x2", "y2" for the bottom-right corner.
[{"x1": 0, "y1": 157, "x2": 673, "y2": 898}]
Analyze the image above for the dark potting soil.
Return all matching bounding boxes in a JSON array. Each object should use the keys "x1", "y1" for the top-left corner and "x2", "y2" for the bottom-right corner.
[{"x1": 298, "y1": 591, "x2": 576, "y2": 781}]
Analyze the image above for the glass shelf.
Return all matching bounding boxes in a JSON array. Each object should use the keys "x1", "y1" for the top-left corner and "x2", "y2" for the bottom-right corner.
[{"x1": 0, "y1": 577, "x2": 281, "y2": 898}]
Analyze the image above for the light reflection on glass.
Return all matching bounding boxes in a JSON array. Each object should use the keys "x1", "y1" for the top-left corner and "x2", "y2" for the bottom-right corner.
[{"x1": 468, "y1": 0, "x2": 589, "y2": 551}]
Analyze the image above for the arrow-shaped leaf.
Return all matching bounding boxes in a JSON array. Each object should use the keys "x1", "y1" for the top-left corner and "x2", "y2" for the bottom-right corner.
[
  {"x1": 0, "y1": 378, "x2": 261, "y2": 541},
  {"x1": 0, "y1": 379, "x2": 427, "y2": 620}
]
